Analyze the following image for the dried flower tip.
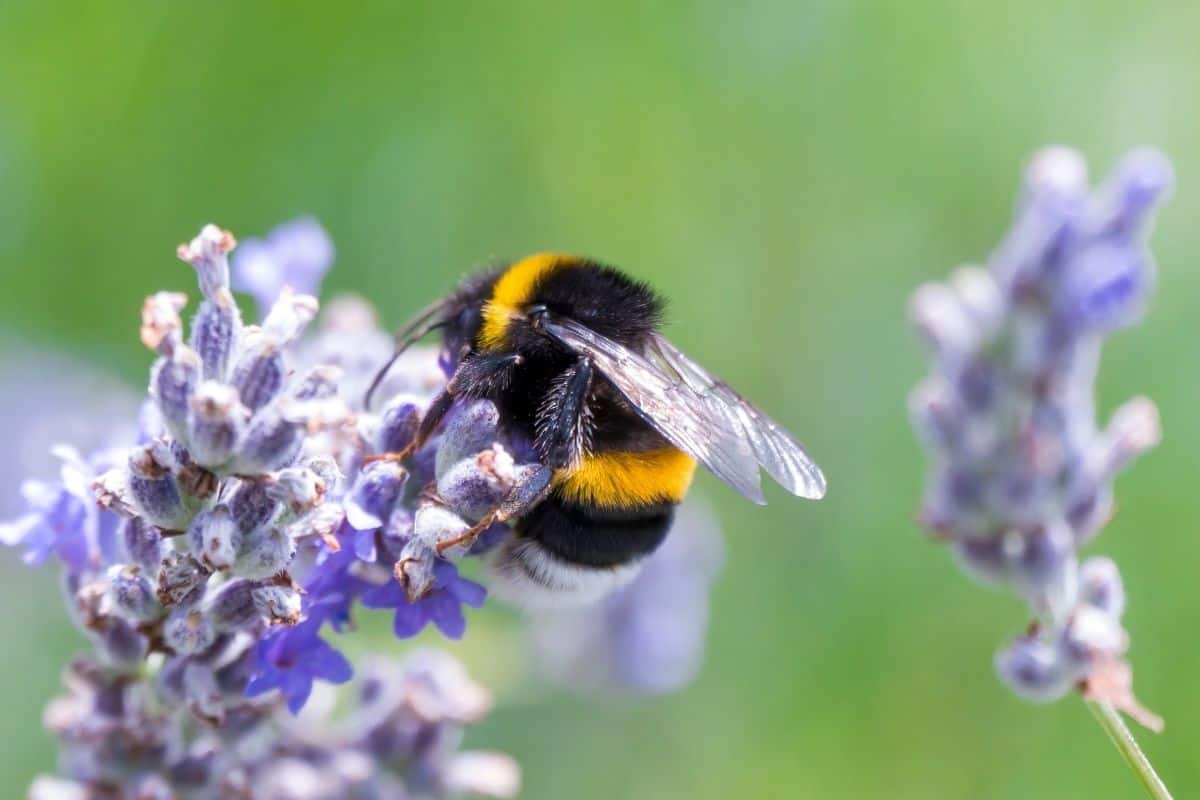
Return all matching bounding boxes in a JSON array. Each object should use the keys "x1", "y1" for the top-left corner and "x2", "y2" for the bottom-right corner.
[
  {"x1": 93, "y1": 468, "x2": 138, "y2": 518},
  {"x1": 266, "y1": 466, "x2": 326, "y2": 513},
  {"x1": 1101, "y1": 396, "x2": 1161, "y2": 474},
  {"x1": 262, "y1": 286, "x2": 320, "y2": 344},
  {"x1": 1081, "y1": 655, "x2": 1164, "y2": 732},
  {"x1": 177, "y1": 224, "x2": 236, "y2": 299},
  {"x1": 140, "y1": 292, "x2": 187, "y2": 354},
  {"x1": 157, "y1": 552, "x2": 211, "y2": 608},
  {"x1": 284, "y1": 501, "x2": 344, "y2": 548}
]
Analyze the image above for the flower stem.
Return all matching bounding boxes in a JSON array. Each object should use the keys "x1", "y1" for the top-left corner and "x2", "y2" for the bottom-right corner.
[{"x1": 1088, "y1": 700, "x2": 1172, "y2": 800}]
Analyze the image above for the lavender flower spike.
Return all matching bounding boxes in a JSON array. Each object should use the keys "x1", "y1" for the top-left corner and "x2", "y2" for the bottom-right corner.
[
  {"x1": 4, "y1": 220, "x2": 525, "y2": 797},
  {"x1": 910, "y1": 147, "x2": 1172, "y2": 730}
]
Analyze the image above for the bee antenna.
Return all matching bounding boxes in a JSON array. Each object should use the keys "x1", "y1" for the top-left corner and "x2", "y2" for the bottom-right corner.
[{"x1": 363, "y1": 302, "x2": 450, "y2": 410}]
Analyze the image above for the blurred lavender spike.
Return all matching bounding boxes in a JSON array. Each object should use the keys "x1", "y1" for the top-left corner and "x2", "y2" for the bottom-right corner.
[{"x1": 909, "y1": 147, "x2": 1172, "y2": 728}]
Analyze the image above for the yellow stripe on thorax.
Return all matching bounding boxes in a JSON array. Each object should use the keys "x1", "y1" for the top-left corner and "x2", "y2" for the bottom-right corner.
[
  {"x1": 554, "y1": 447, "x2": 697, "y2": 510},
  {"x1": 478, "y1": 253, "x2": 574, "y2": 351}
]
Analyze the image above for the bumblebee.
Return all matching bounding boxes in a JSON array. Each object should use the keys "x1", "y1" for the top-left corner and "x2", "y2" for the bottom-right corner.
[{"x1": 367, "y1": 254, "x2": 826, "y2": 603}]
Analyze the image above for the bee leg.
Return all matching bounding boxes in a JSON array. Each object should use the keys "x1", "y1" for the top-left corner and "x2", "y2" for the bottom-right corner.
[
  {"x1": 435, "y1": 465, "x2": 556, "y2": 555},
  {"x1": 363, "y1": 353, "x2": 521, "y2": 465},
  {"x1": 435, "y1": 356, "x2": 593, "y2": 555},
  {"x1": 362, "y1": 386, "x2": 457, "y2": 465}
]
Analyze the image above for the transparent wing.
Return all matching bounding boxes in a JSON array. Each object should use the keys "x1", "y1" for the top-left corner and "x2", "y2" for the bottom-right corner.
[
  {"x1": 543, "y1": 318, "x2": 826, "y2": 503},
  {"x1": 645, "y1": 333, "x2": 827, "y2": 500}
]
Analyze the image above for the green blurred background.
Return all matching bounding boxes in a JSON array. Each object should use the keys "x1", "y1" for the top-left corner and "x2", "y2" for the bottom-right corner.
[{"x1": 1, "y1": 2, "x2": 1197, "y2": 797}]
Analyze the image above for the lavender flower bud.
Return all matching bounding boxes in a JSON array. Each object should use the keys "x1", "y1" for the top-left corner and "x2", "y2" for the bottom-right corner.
[
  {"x1": 261, "y1": 286, "x2": 320, "y2": 344},
  {"x1": 177, "y1": 224, "x2": 235, "y2": 300},
  {"x1": 121, "y1": 517, "x2": 164, "y2": 574},
  {"x1": 1060, "y1": 241, "x2": 1150, "y2": 331},
  {"x1": 252, "y1": 584, "x2": 302, "y2": 625},
  {"x1": 188, "y1": 506, "x2": 241, "y2": 571},
  {"x1": 232, "y1": 524, "x2": 295, "y2": 580},
  {"x1": 266, "y1": 466, "x2": 326, "y2": 514},
  {"x1": 1099, "y1": 148, "x2": 1174, "y2": 233},
  {"x1": 149, "y1": 346, "x2": 201, "y2": 440},
  {"x1": 127, "y1": 445, "x2": 187, "y2": 530},
  {"x1": 396, "y1": 538, "x2": 438, "y2": 600},
  {"x1": 234, "y1": 407, "x2": 304, "y2": 474},
  {"x1": 185, "y1": 381, "x2": 245, "y2": 468},
  {"x1": 97, "y1": 617, "x2": 149, "y2": 666},
  {"x1": 229, "y1": 480, "x2": 280, "y2": 532},
  {"x1": 378, "y1": 395, "x2": 421, "y2": 454},
  {"x1": 190, "y1": 288, "x2": 241, "y2": 382},
  {"x1": 182, "y1": 660, "x2": 224, "y2": 724},
  {"x1": 139, "y1": 291, "x2": 187, "y2": 355},
  {"x1": 1079, "y1": 556, "x2": 1126, "y2": 617},
  {"x1": 231, "y1": 339, "x2": 285, "y2": 412},
  {"x1": 163, "y1": 609, "x2": 217, "y2": 655},
  {"x1": 1009, "y1": 524, "x2": 1078, "y2": 622},
  {"x1": 412, "y1": 504, "x2": 470, "y2": 556},
  {"x1": 437, "y1": 447, "x2": 517, "y2": 521},
  {"x1": 435, "y1": 400, "x2": 500, "y2": 478},
  {"x1": 108, "y1": 565, "x2": 160, "y2": 621},
  {"x1": 1059, "y1": 605, "x2": 1127, "y2": 674},
  {"x1": 995, "y1": 634, "x2": 1071, "y2": 702},
  {"x1": 206, "y1": 579, "x2": 258, "y2": 631}
]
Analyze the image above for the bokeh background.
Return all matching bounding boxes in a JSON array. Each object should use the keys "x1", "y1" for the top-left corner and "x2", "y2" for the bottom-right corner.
[{"x1": 1, "y1": 2, "x2": 1197, "y2": 798}]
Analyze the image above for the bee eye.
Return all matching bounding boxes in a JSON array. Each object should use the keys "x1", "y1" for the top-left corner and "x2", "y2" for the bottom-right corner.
[{"x1": 526, "y1": 304, "x2": 549, "y2": 327}]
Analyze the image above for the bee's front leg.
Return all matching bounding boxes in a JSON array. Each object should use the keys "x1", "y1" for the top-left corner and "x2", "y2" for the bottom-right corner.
[
  {"x1": 434, "y1": 356, "x2": 593, "y2": 555},
  {"x1": 363, "y1": 352, "x2": 521, "y2": 465}
]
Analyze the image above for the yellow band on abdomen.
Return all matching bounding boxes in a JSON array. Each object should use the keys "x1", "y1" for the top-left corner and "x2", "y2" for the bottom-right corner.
[{"x1": 554, "y1": 447, "x2": 697, "y2": 510}]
